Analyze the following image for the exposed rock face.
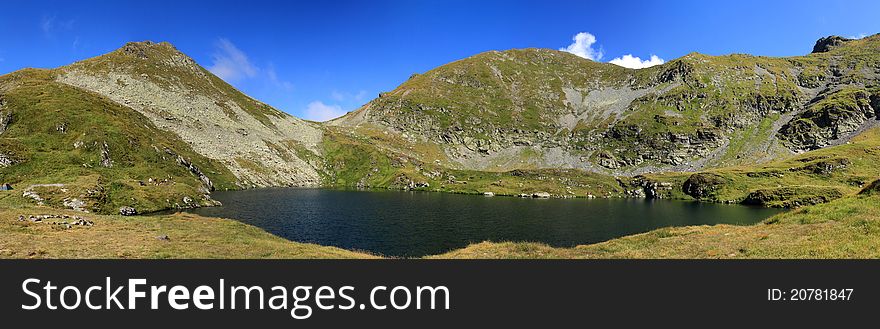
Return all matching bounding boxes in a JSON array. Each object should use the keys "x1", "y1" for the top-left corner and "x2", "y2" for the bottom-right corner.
[
  {"x1": 56, "y1": 41, "x2": 324, "y2": 188},
  {"x1": 0, "y1": 95, "x2": 11, "y2": 134},
  {"x1": 100, "y1": 141, "x2": 113, "y2": 168},
  {"x1": 164, "y1": 148, "x2": 214, "y2": 192},
  {"x1": 639, "y1": 177, "x2": 674, "y2": 199},
  {"x1": 812, "y1": 36, "x2": 851, "y2": 53},
  {"x1": 682, "y1": 173, "x2": 727, "y2": 200},
  {"x1": 871, "y1": 92, "x2": 880, "y2": 119},
  {"x1": 601, "y1": 125, "x2": 725, "y2": 168},
  {"x1": 778, "y1": 88, "x2": 877, "y2": 151}
]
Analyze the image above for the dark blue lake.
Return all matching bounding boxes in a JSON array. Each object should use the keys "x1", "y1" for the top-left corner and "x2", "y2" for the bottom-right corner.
[{"x1": 185, "y1": 188, "x2": 784, "y2": 257}]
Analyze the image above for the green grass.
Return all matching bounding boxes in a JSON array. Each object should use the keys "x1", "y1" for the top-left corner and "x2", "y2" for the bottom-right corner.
[
  {"x1": 0, "y1": 69, "x2": 237, "y2": 214},
  {"x1": 338, "y1": 35, "x2": 880, "y2": 172},
  {"x1": 4, "y1": 184, "x2": 879, "y2": 259},
  {"x1": 432, "y1": 192, "x2": 880, "y2": 259},
  {"x1": 65, "y1": 41, "x2": 284, "y2": 129},
  {"x1": 640, "y1": 127, "x2": 880, "y2": 206},
  {"x1": 320, "y1": 128, "x2": 623, "y2": 197},
  {"x1": 0, "y1": 192, "x2": 374, "y2": 259}
]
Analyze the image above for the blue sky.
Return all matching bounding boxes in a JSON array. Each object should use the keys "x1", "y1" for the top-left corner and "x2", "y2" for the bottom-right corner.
[{"x1": 1, "y1": 0, "x2": 878, "y2": 121}]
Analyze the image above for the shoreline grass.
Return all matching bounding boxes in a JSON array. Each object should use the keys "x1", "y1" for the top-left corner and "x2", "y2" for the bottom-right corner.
[{"x1": 2, "y1": 189, "x2": 877, "y2": 259}]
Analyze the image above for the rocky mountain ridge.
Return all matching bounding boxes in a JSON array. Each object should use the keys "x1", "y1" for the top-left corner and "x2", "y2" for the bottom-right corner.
[{"x1": 335, "y1": 34, "x2": 880, "y2": 175}]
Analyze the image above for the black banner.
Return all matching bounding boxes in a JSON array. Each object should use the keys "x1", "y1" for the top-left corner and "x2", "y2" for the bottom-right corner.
[{"x1": 0, "y1": 260, "x2": 875, "y2": 326}]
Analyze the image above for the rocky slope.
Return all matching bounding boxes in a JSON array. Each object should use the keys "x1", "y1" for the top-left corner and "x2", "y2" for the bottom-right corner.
[
  {"x1": 56, "y1": 41, "x2": 324, "y2": 188},
  {"x1": 0, "y1": 68, "x2": 238, "y2": 214},
  {"x1": 334, "y1": 35, "x2": 880, "y2": 175},
  {"x1": 0, "y1": 41, "x2": 328, "y2": 214}
]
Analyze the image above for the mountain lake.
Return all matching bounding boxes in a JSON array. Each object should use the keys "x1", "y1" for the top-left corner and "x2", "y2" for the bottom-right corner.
[{"x1": 183, "y1": 188, "x2": 785, "y2": 257}]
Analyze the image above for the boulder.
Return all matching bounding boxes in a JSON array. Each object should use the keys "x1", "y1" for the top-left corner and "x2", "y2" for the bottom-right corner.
[
  {"x1": 682, "y1": 173, "x2": 727, "y2": 200},
  {"x1": 119, "y1": 206, "x2": 137, "y2": 216},
  {"x1": 62, "y1": 198, "x2": 87, "y2": 212},
  {"x1": 0, "y1": 153, "x2": 13, "y2": 167}
]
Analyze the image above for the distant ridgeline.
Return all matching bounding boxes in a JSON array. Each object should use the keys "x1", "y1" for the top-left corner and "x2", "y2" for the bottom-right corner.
[{"x1": 1, "y1": 35, "x2": 880, "y2": 214}]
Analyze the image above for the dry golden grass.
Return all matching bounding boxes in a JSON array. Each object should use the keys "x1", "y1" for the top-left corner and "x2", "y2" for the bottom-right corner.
[{"x1": 0, "y1": 205, "x2": 376, "y2": 259}]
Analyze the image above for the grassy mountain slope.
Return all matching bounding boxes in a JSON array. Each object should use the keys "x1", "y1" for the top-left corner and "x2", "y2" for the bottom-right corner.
[
  {"x1": 0, "y1": 68, "x2": 239, "y2": 214},
  {"x1": 320, "y1": 127, "x2": 623, "y2": 197},
  {"x1": 335, "y1": 35, "x2": 880, "y2": 176},
  {"x1": 56, "y1": 41, "x2": 325, "y2": 188}
]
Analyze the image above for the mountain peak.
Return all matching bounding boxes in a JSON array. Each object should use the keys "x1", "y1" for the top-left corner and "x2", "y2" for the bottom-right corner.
[
  {"x1": 117, "y1": 40, "x2": 180, "y2": 59},
  {"x1": 811, "y1": 35, "x2": 852, "y2": 53},
  {"x1": 52, "y1": 40, "x2": 325, "y2": 190}
]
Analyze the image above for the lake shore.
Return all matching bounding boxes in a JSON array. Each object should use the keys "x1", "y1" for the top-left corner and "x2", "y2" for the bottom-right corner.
[
  {"x1": 2, "y1": 190, "x2": 878, "y2": 259},
  {"x1": 183, "y1": 188, "x2": 782, "y2": 257}
]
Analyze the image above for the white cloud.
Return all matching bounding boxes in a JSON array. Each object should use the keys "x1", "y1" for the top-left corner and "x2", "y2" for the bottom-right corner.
[
  {"x1": 560, "y1": 32, "x2": 664, "y2": 69},
  {"x1": 560, "y1": 32, "x2": 603, "y2": 60},
  {"x1": 848, "y1": 33, "x2": 868, "y2": 40},
  {"x1": 208, "y1": 38, "x2": 259, "y2": 83},
  {"x1": 608, "y1": 54, "x2": 666, "y2": 69},
  {"x1": 304, "y1": 101, "x2": 346, "y2": 122}
]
